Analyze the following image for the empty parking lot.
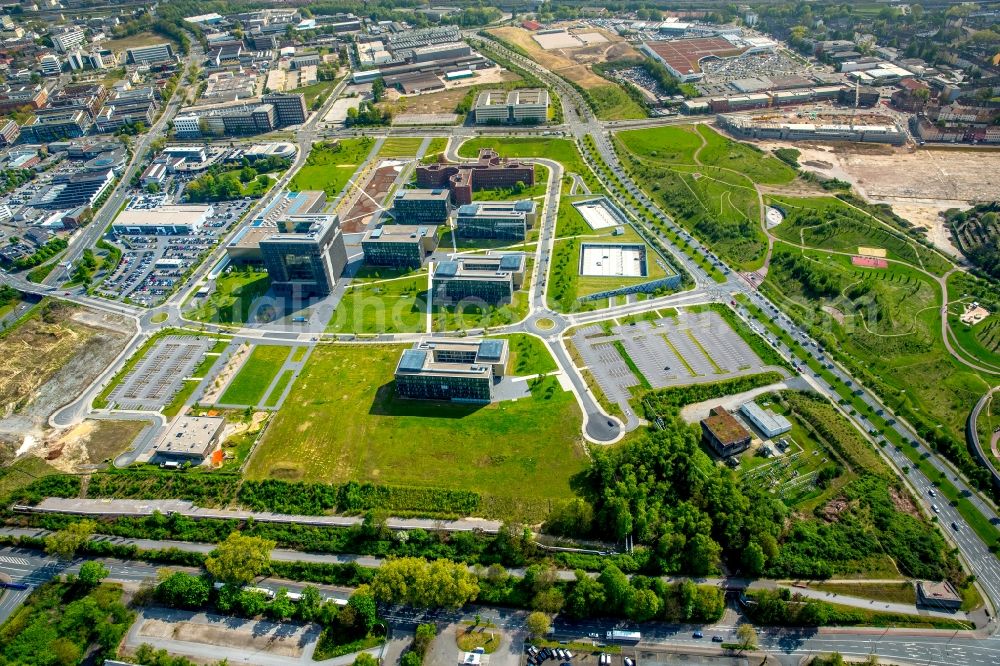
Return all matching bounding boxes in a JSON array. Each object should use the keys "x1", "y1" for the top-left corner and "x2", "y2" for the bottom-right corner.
[
  {"x1": 572, "y1": 309, "x2": 775, "y2": 408},
  {"x1": 107, "y1": 336, "x2": 213, "y2": 410}
]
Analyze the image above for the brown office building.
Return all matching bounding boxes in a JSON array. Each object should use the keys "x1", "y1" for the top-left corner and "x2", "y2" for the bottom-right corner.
[
  {"x1": 701, "y1": 407, "x2": 751, "y2": 457},
  {"x1": 415, "y1": 149, "x2": 535, "y2": 205}
]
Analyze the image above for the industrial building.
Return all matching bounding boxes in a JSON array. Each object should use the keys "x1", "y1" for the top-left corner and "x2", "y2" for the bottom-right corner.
[
  {"x1": 392, "y1": 189, "x2": 452, "y2": 224},
  {"x1": 700, "y1": 406, "x2": 751, "y2": 457},
  {"x1": 394, "y1": 338, "x2": 508, "y2": 403},
  {"x1": 455, "y1": 200, "x2": 536, "y2": 240},
  {"x1": 126, "y1": 43, "x2": 175, "y2": 66},
  {"x1": 259, "y1": 214, "x2": 348, "y2": 297},
  {"x1": 433, "y1": 254, "x2": 525, "y2": 305},
  {"x1": 361, "y1": 224, "x2": 440, "y2": 268},
  {"x1": 112, "y1": 204, "x2": 213, "y2": 235},
  {"x1": 717, "y1": 113, "x2": 905, "y2": 145},
  {"x1": 152, "y1": 415, "x2": 225, "y2": 464},
  {"x1": 740, "y1": 402, "x2": 792, "y2": 439},
  {"x1": 416, "y1": 149, "x2": 535, "y2": 206},
  {"x1": 474, "y1": 89, "x2": 549, "y2": 124}
]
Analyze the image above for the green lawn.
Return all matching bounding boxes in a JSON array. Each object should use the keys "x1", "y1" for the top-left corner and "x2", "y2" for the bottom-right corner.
[
  {"x1": 456, "y1": 137, "x2": 601, "y2": 194},
  {"x1": 587, "y1": 84, "x2": 647, "y2": 121},
  {"x1": 472, "y1": 164, "x2": 548, "y2": 201},
  {"x1": 695, "y1": 124, "x2": 796, "y2": 185},
  {"x1": 378, "y1": 137, "x2": 425, "y2": 157},
  {"x1": 220, "y1": 345, "x2": 291, "y2": 406},
  {"x1": 328, "y1": 273, "x2": 429, "y2": 334},
  {"x1": 264, "y1": 369, "x2": 295, "y2": 407},
  {"x1": 617, "y1": 124, "x2": 703, "y2": 163},
  {"x1": 500, "y1": 333, "x2": 557, "y2": 376},
  {"x1": 185, "y1": 270, "x2": 271, "y2": 325},
  {"x1": 245, "y1": 344, "x2": 587, "y2": 521},
  {"x1": 290, "y1": 138, "x2": 375, "y2": 198},
  {"x1": 421, "y1": 137, "x2": 449, "y2": 163},
  {"x1": 293, "y1": 79, "x2": 338, "y2": 108}
]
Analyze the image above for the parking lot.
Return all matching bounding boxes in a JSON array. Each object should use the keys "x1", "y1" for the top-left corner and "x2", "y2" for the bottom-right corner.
[
  {"x1": 572, "y1": 310, "x2": 771, "y2": 408},
  {"x1": 97, "y1": 197, "x2": 253, "y2": 307},
  {"x1": 106, "y1": 335, "x2": 214, "y2": 410}
]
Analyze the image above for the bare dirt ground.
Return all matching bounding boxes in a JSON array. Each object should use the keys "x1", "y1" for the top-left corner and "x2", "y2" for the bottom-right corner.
[
  {"x1": 138, "y1": 617, "x2": 308, "y2": 657},
  {"x1": 44, "y1": 419, "x2": 147, "y2": 472},
  {"x1": 0, "y1": 303, "x2": 132, "y2": 444},
  {"x1": 341, "y1": 161, "x2": 404, "y2": 232},
  {"x1": 489, "y1": 25, "x2": 639, "y2": 88},
  {"x1": 753, "y1": 139, "x2": 996, "y2": 257}
]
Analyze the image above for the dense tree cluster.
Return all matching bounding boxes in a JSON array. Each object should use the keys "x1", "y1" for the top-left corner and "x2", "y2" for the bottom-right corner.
[
  {"x1": 346, "y1": 101, "x2": 391, "y2": 127},
  {"x1": 947, "y1": 202, "x2": 1000, "y2": 280},
  {"x1": 369, "y1": 557, "x2": 480, "y2": 608},
  {"x1": 770, "y1": 251, "x2": 842, "y2": 298}
]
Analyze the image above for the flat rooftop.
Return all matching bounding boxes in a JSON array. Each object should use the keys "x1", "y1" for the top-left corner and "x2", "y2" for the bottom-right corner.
[
  {"x1": 458, "y1": 200, "x2": 536, "y2": 217},
  {"x1": 395, "y1": 188, "x2": 450, "y2": 202},
  {"x1": 741, "y1": 401, "x2": 792, "y2": 434},
  {"x1": 476, "y1": 90, "x2": 508, "y2": 107},
  {"x1": 645, "y1": 37, "x2": 746, "y2": 77},
  {"x1": 509, "y1": 89, "x2": 547, "y2": 105},
  {"x1": 153, "y1": 416, "x2": 224, "y2": 459},
  {"x1": 114, "y1": 204, "x2": 212, "y2": 228},
  {"x1": 703, "y1": 407, "x2": 750, "y2": 445},
  {"x1": 434, "y1": 254, "x2": 525, "y2": 281},
  {"x1": 364, "y1": 224, "x2": 437, "y2": 243},
  {"x1": 396, "y1": 338, "x2": 508, "y2": 379}
]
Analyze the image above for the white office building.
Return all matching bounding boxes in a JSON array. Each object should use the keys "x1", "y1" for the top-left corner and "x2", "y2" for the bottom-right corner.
[
  {"x1": 52, "y1": 27, "x2": 85, "y2": 53},
  {"x1": 39, "y1": 54, "x2": 61, "y2": 76},
  {"x1": 173, "y1": 113, "x2": 201, "y2": 137}
]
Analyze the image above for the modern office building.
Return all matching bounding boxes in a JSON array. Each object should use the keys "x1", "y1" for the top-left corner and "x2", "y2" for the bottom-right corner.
[
  {"x1": 392, "y1": 188, "x2": 452, "y2": 224},
  {"x1": 39, "y1": 54, "x2": 62, "y2": 76},
  {"x1": 152, "y1": 415, "x2": 225, "y2": 464},
  {"x1": 394, "y1": 338, "x2": 508, "y2": 403},
  {"x1": 111, "y1": 204, "x2": 213, "y2": 235},
  {"x1": 700, "y1": 407, "x2": 752, "y2": 457},
  {"x1": 0, "y1": 120, "x2": 19, "y2": 147},
  {"x1": 260, "y1": 214, "x2": 348, "y2": 297},
  {"x1": 126, "y1": 43, "x2": 175, "y2": 65},
  {"x1": 455, "y1": 200, "x2": 536, "y2": 240},
  {"x1": 361, "y1": 224, "x2": 439, "y2": 268},
  {"x1": 262, "y1": 92, "x2": 308, "y2": 126},
  {"x1": 52, "y1": 26, "x2": 86, "y2": 53},
  {"x1": 416, "y1": 149, "x2": 535, "y2": 205},
  {"x1": 173, "y1": 113, "x2": 201, "y2": 137},
  {"x1": 34, "y1": 168, "x2": 115, "y2": 209},
  {"x1": 740, "y1": 401, "x2": 792, "y2": 439},
  {"x1": 474, "y1": 88, "x2": 549, "y2": 124},
  {"x1": 22, "y1": 109, "x2": 88, "y2": 141},
  {"x1": 433, "y1": 254, "x2": 525, "y2": 305}
]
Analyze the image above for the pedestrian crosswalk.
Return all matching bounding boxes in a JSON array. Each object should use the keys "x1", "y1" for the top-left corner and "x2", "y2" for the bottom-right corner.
[{"x1": 0, "y1": 556, "x2": 29, "y2": 565}]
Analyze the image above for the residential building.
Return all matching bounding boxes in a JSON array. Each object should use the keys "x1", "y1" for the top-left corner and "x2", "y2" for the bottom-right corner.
[
  {"x1": 740, "y1": 402, "x2": 792, "y2": 438},
  {"x1": 455, "y1": 200, "x2": 536, "y2": 240},
  {"x1": 111, "y1": 204, "x2": 213, "y2": 235},
  {"x1": 361, "y1": 224, "x2": 440, "y2": 268},
  {"x1": 392, "y1": 188, "x2": 452, "y2": 224},
  {"x1": 394, "y1": 338, "x2": 508, "y2": 403},
  {"x1": 474, "y1": 88, "x2": 549, "y2": 124},
  {"x1": 0, "y1": 120, "x2": 19, "y2": 147},
  {"x1": 125, "y1": 43, "x2": 174, "y2": 66},
  {"x1": 262, "y1": 92, "x2": 308, "y2": 126},
  {"x1": 416, "y1": 149, "x2": 535, "y2": 205},
  {"x1": 700, "y1": 406, "x2": 751, "y2": 457},
  {"x1": 0, "y1": 84, "x2": 47, "y2": 112},
  {"x1": 433, "y1": 254, "x2": 525, "y2": 305},
  {"x1": 39, "y1": 54, "x2": 61, "y2": 76},
  {"x1": 152, "y1": 416, "x2": 225, "y2": 464},
  {"x1": 51, "y1": 26, "x2": 85, "y2": 53},
  {"x1": 259, "y1": 215, "x2": 348, "y2": 297}
]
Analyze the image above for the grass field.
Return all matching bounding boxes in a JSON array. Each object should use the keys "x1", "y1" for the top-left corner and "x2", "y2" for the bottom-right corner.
[
  {"x1": 422, "y1": 137, "x2": 449, "y2": 163},
  {"x1": 220, "y1": 345, "x2": 291, "y2": 406},
  {"x1": 245, "y1": 344, "x2": 586, "y2": 521},
  {"x1": 293, "y1": 80, "x2": 337, "y2": 108},
  {"x1": 613, "y1": 124, "x2": 796, "y2": 270},
  {"x1": 327, "y1": 273, "x2": 429, "y2": 334},
  {"x1": 290, "y1": 138, "x2": 375, "y2": 198},
  {"x1": 501, "y1": 333, "x2": 557, "y2": 376},
  {"x1": 472, "y1": 164, "x2": 548, "y2": 202},
  {"x1": 264, "y1": 370, "x2": 295, "y2": 407},
  {"x1": 806, "y1": 581, "x2": 917, "y2": 605},
  {"x1": 185, "y1": 270, "x2": 270, "y2": 325},
  {"x1": 103, "y1": 31, "x2": 180, "y2": 55},
  {"x1": 587, "y1": 84, "x2": 647, "y2": 121},
  {"x1": 377, "y1": 137, "x2": 425, "y2": 157}
]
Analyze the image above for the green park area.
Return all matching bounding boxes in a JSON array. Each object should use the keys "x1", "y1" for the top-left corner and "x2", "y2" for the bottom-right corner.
[
  {"x1": 547, "y1": 196, "x2": 676, "y2": 313},
  {"x1": 327, "y1": 271, "x2": 429, "y2": 334},
  {"x1": 220, "y1": 344, "x2": 291, "y2": 406},
  {"x1": 472, "y1": 164, "x2": 548, "y2": 202},
  {"x1": 185, "y1": 269, "x2": 271, "y2": 325},
  {"x1": 377, "y1": 137, "x2": 425, "y2": 157},
  {"x1": 245, "y1": 343, "x2": 586, "y2": 521},
  {"x1": 421, "y1": 137, "x2": 449, "y2": 163},
  {"x1": 613, "y1": 124, "x2": 796, "y2": 270},
  {"x1": 290, "y1": 138, "x2": 375, "y2": 198}
]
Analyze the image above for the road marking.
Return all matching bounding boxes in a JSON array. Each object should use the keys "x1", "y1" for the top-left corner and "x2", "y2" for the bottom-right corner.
[{"x1": 0, "y1": 556, "x2": 29, "y2": 565}]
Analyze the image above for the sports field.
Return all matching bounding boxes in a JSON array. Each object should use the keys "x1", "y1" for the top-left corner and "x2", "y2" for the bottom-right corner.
[
  {"x1": 220, "y1": 345, "x2": 291, "y2": 406},
  {"x1": 245, "y1": 344, "x2": 586, "y2": 521},
  {"x1": 290, "y1": 138, "x2": 375, "y2": 198}
]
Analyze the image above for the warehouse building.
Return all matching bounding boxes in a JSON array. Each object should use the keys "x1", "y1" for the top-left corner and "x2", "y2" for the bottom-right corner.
[
  {"x1": 455, "y1": 200, "x2": 536, "y2": 240},
  {"x1": 260, "y1": 214, "x2": 348, "y2": 297},
  {"x1": 701, "y1": 406, "x2": 751, "y2": 457},
  {"x1": 433, "y1": 254, "x2": 525, "y2": 305},
  {"x1": 392, "y1": 188, "x2": 452, "y2": 224},
  {"x1": 474, "y1": 89, "x2": 549, "y2": 124},
  {"x1": 361, "y1": 224, "x2": 440, "y2": 268},
  {"x1": 416, "y1": 149, "x2": 535, "y2": 206},
  {"x1": 112, "y1": 204, "x2": 213, "y2": 235},
  {"x1": 152, "y1": 416, "x2": 225, "y2": 464},
  {"x1": 740, "y1": 401, "x2": 792, "y2": 439},
  {"x1": 394, "y1": 338, "x2": 508, "y2": 403}
]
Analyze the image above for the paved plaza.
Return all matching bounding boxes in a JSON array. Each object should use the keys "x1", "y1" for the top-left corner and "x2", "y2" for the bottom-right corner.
[
  {"x1": 572, "y1": 309, "x2": 773, "y2": 408},
  {"x1": 107, "y1": 336, "x2": 213, "y2": 410}
]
